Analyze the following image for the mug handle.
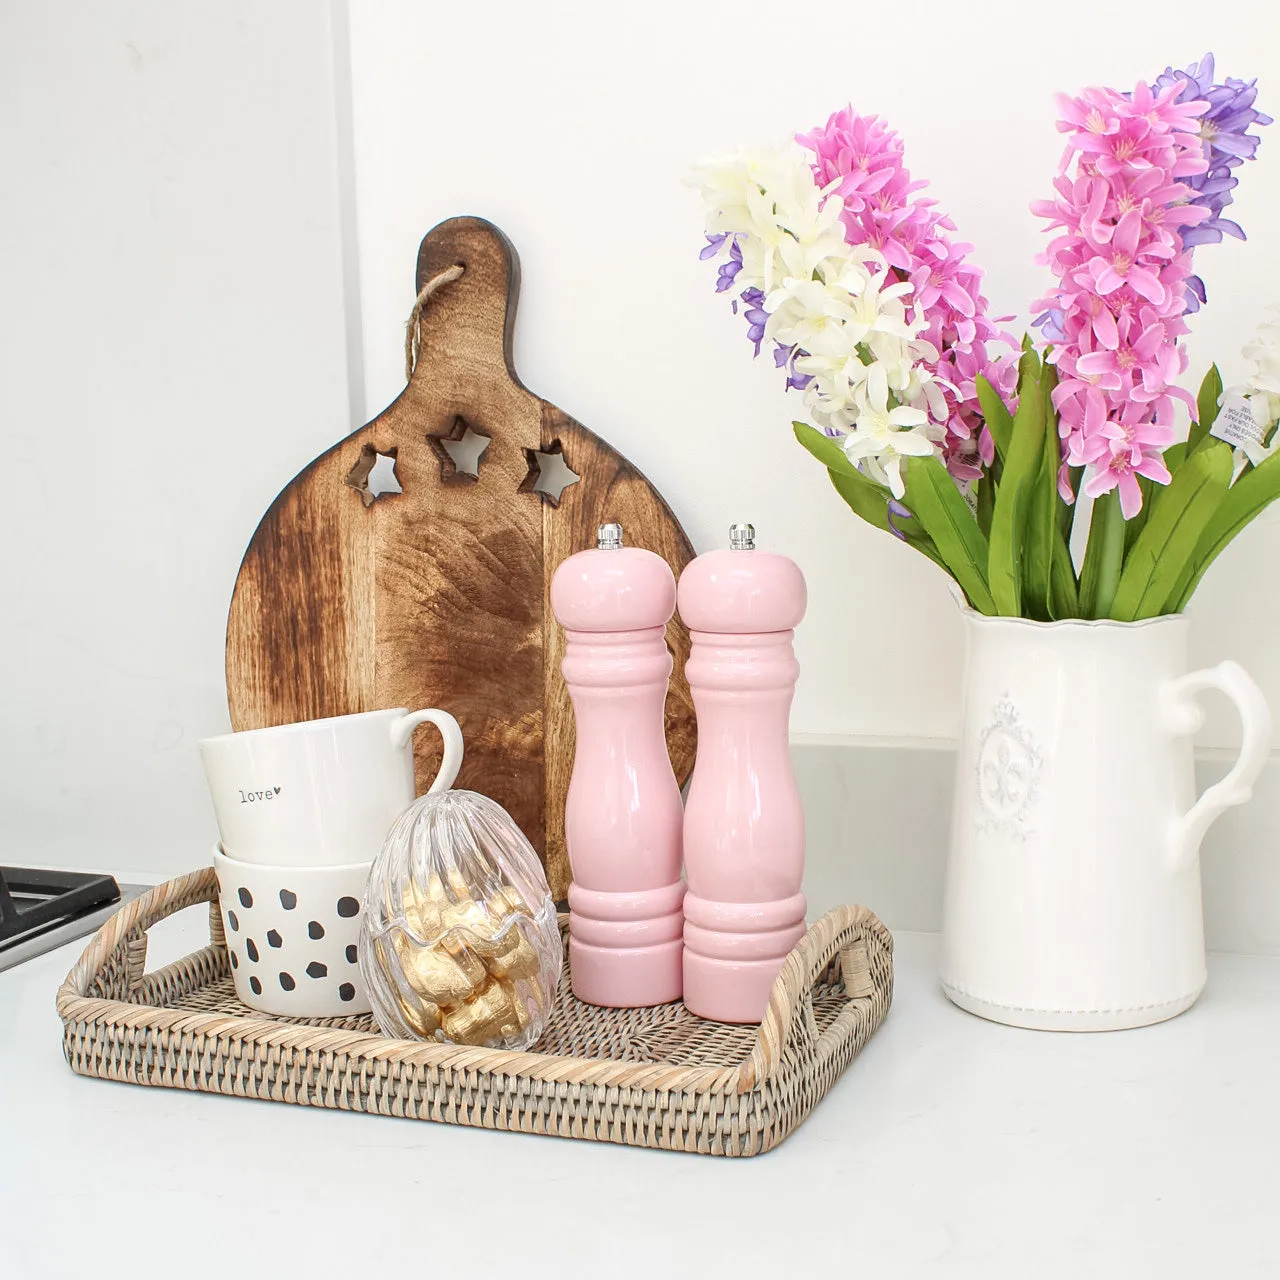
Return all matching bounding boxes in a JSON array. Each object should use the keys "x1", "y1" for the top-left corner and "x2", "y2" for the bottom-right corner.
[
  {"x1": 1161, "y1": 661, "x2": 1271, "y2": 870},
  {"x1": 390, "y1": 709, "x2": 464, "y2": 795}
]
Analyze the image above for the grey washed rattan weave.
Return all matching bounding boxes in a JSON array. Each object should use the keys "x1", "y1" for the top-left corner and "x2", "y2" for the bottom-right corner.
[{"x1": 57, "y1": 868, "x2": 893, "y2": 1156}]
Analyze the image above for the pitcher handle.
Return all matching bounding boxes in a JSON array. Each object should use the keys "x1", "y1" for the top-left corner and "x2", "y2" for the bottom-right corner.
[
  {"x1": 1161, "y1": 661, "x2": 1271, "y2": 870},
  {"x1": 390, "y1": 708, "x2": 464, "y2": 795}
]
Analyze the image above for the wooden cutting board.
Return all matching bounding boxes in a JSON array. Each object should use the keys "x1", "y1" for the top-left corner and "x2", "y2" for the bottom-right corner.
[{"x1": 225, "y1": 216, "x2": 696, "y2": 898}]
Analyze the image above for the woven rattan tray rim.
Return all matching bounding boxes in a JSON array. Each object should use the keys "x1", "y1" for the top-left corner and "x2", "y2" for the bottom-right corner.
[{"x1": 57, "y1": 868, "x2": 894, "y2": 1152}]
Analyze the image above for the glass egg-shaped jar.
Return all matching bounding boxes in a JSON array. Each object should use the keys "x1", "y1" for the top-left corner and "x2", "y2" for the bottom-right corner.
[{"x1": 360, "y1": 790, "x2": 562, "y2": 1050}]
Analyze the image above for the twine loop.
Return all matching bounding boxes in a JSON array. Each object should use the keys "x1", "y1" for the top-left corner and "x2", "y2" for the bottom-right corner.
[{"x1": 404, "y1": 263, "x2": 464, "y2": 381}]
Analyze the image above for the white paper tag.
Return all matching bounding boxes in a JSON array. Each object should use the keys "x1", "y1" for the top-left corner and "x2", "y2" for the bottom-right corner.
[
  {"x1": 1210, "y1": 392, "x2": 1266, "y2": 450},
  {"x1": 959, "y1": 481, "x2": 979, "y2": 517}
]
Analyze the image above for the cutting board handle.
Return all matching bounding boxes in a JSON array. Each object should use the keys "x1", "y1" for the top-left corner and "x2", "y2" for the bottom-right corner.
[{"x1": 410, "y1": 217, "x2": 523, "y2": 389}]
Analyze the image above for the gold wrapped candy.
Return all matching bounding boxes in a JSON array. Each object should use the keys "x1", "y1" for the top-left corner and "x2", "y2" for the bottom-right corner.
[
  {"x1": 478, "y1": 922, "x2": 542, "y2": 981},
  {"x1": 395, "y1": 930, "x2": 487, "y2": 1003},
  {"x1": 398, "y1": 992, "x2": 442, "y2": 1039},
  {"x1": 381, "y1": 875, "x2": 549, "y2": 1045},
  {"x1": 442, "y1": 975, "x2": 530, "y2": 1043}
]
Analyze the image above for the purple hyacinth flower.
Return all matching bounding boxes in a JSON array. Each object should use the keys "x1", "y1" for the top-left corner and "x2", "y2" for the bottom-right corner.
[
  {"x1": 886, "y1": 499, "x2": 912, "y2": 542},
  {"x1": 740, "y1": 286, "x2": 768, "y2": 355},
  {"x1": 1183, "y1": 274, "x2": 1208, "y2": 314},
  {"x1": 773, "y1": 343, "x2": 813, "y2": 392},
  {"x1": 1032, "y1": 307, "x2": 1068, "y2": 344},
  {"x1": 699, "y1": 233, "x2": 727, "y2": 260},
  {"x1": 701, "y1": 235, "x2": 745, "y2": 294},
  {"x1": 1152, "y1": 53, "x2": 1271, "y2": 306}
]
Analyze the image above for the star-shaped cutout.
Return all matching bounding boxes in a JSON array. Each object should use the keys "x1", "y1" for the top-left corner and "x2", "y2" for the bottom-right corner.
[
  {"x1": 344, "y1": 444, "x2": 402, "y2": 507},
  {"x1": 427, "y1": 416, "x2": 491, "y2": 483},
  {"x1": 519, "y1": 440, "x2": 580, "y2": 507}
]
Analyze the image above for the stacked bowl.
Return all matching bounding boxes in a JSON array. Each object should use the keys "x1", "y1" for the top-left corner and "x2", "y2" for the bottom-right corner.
[{"x1": 199, "y1": 707, "x2": 463, "y2": 1018}]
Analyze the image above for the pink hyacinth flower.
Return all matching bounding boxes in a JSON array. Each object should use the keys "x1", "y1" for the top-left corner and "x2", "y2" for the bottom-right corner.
[{"x1": 797, "y1": 106, "x2": 1018, "y2": 484}]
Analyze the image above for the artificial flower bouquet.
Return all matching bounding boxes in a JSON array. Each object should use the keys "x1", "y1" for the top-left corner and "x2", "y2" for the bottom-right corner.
[{"x1": 697, "y1": 55, "x2": 1277, "y2": 621}]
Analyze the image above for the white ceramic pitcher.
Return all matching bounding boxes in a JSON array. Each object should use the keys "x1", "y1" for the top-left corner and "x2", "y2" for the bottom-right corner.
[{"x1": 941, "y1": 609, "x2": 1270, "y2": 1031}]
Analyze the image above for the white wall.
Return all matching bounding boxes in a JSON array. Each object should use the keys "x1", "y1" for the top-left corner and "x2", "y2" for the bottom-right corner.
[
  {"x1": 0, "y1": 2, "x2": 353, "y2": 874},
  {"x1": 347, "y1": 0, "x2": 1280, "y2": 750},
  {"x1": 5, "y1": 0, "x2": 1279, "y2": 897}
]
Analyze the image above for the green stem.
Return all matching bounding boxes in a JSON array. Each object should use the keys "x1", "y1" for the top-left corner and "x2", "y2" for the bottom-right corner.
[{"x1": 1079, "y1": 489, "x2": 1125, "y2": 619}]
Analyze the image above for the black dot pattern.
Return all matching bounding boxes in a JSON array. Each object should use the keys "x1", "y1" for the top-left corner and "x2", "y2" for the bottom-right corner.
[{"x1": 229, "y1": 888, "x2": 364, "y2": 1010}]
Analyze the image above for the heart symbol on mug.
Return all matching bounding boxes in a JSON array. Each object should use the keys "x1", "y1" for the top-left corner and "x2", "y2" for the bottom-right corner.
[{"x1": 273, "y1": 786, "x2": 281, "y2": 795}]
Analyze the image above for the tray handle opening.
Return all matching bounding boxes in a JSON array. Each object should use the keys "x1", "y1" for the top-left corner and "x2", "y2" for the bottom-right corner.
[
  {"x1": 735, "y1": 904, "x2": 891, "y2": 1094},
  {"x1": 57, "y1": 867, "x2": 219, "y2": 1011}
]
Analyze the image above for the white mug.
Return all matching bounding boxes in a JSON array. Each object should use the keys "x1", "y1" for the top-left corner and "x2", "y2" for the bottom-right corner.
[
  {"x1": 213, "y1": 844, "x2": 374, "y2": 1018},
  {"x1": 200, "y1": 708, "x2": 463, "y2": 867}
]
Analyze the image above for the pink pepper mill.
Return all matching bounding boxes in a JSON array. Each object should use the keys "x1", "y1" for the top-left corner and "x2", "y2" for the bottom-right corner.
[
  {"x1": 551, "y1": 522, "x2": 685, "y2": 1007},
  {"x1": 678, "y1": 522, "x2": 808, "y2": 1023}
]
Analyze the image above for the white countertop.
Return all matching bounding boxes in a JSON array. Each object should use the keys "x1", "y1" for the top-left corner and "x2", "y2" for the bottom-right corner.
[{"x1": 3, "y1": 913, "x2": 1279, "y2": 1279}]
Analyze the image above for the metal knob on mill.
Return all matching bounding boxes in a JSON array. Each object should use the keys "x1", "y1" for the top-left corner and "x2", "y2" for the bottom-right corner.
[{"x1": 550, "y1": 523, "x2": 685, "y2": 1007}]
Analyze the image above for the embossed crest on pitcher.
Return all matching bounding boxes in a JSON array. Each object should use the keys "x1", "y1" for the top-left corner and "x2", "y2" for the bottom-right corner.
[{"x1": 974, "y1": 694, "x2": 1042, "y2": 840}]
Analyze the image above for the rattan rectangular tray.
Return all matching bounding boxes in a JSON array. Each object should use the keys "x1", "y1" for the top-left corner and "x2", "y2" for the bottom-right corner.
[{"x1": 56, "y1": 868, "x2": 893, "y2": 1156}]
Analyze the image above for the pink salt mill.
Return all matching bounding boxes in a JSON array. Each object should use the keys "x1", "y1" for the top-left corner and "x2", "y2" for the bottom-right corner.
[
  {"x1": 678, "y1": 523, "x2": 807, "y2": 1023},
  {"x1": 551, "y1": 522, "x2": 685, "y2": 1007}
]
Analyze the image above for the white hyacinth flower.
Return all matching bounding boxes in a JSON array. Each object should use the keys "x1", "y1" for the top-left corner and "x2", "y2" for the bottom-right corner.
[
  {"x1": 695, "y1": 144, "x2": 847, "y2": 294},
  {"x1": 839, "y1": 362, "x2": 946, "y2": 498},
  {"x1": 696, "y1": 141, "x2": 948, "y2": 495}
]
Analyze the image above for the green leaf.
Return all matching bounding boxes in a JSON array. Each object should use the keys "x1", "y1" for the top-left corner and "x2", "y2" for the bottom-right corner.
[
  {"x1": 1187, "y1": 364, "x2": 1223, "y2": 455},
  {"x1": 1049, "y1": 535, "x2": 1079, "y2": 619},
  {"x1": 975, "y1": 465, "x2": 997, "y2": 539},
  {"x1": 1110, "y1": 442, "x2": 1232, "y2": 621},
  {"x1": 1036, "y1": 365, "x2": 1078, "y2": 619},
  {"x1": 1022, "y1": 364, "x2": 1061, "y2": 620},
  {"x1": 1133, "y1": 433, "x2": 1214, "y2": 552},
  {"x1": 902, "y1": 456, "x2": 997, "y2": 614},
  {"x1": 793, "y1": 421, "x2": 858, "y2": 477},
  {"x1": 793, "y1": 423, "x2": 939, "y2": 561},
  {"x1": 975, "y1": 376, "x2": 1013, "y2": 464},
  {"x1": 1161, "y1": 441, "x2": 1188, "y2": 476},
  {"x1": 820, "y1": 463, "x2": 891, "y2": 530},
  {"x1": 826, "y1": 469, "x2": 946, "y2": 570},
  {"x1": 1058, "y1": 465, "x2": 1082, "y2": 539},
  {"x1": 987, "y1": 363, "x2": 1046, "y2": 616},
  {"x1": 1123, "y1": 475, "x2": 1155, "y2": 554},
  {"x1": 1078, "y1": 489, "x2": 1125, "y2": 619},
  {"x1": 1171, "y1": 445, "x2": 1280, "y2": 610}
]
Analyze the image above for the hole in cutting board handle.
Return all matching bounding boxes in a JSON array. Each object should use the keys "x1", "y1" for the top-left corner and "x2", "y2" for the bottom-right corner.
[
  {"x1": 344, "y1": 444, "x2": 403, "y2": 506},
  {"x1": 428, "y1": 416, "x2": 491, "y2": 483},
  {"x1": 520, "y1": 440, "x2": 581, "y2": 507}
]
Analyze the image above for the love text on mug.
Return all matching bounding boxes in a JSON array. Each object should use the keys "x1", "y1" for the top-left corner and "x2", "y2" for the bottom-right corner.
[{"x1": 239, "y1": 787, "x2": 283, "y2": 803}]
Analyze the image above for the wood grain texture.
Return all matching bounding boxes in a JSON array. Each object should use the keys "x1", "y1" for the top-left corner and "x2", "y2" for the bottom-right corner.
[{"x1": 225, "y1": 217, "x2": 695, "y2": 897}]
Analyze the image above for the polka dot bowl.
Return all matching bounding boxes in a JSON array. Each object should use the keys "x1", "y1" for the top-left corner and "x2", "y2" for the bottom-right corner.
[{"x1": 213, "y1": 845, "x2": 372, "y2": 1018}]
